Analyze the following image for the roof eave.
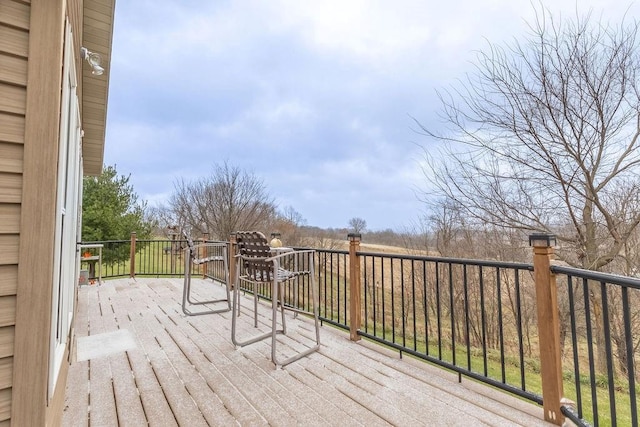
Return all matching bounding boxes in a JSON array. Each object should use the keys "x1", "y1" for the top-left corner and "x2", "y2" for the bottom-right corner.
[{"x1": 81, "y1": 0, "x2": 116, "y2": 176}]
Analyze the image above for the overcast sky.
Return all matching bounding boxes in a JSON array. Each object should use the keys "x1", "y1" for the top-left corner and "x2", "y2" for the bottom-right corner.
[{"x1": 103, "y1": 0, "x2": 637, "y2": 231}]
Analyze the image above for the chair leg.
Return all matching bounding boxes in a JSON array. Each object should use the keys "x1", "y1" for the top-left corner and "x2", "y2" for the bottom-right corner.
[
  {"x1": 232, "y1": 274, "x2": 285, "y2": 348},
  {"x1": 279, "y1": 282, "x2": 287, "y2": 334},
  {"x1": 232, "y1": 276, "x2": 270, "y2": 347},
  {"x1": 181, "y1": 255, "x2": 191, "y2": 313},
  {"x1": 222, "y1": 250, "x2": 232, "y2": 307},
  {"x1": 231, "y1": 274, "x2": 239, "y2": 344},
  {"x1": 253, "y1": 282, "x2": 259, "y2": 327},
  {"x1": 310, "y1": 272, "x2": 321, "y2": 346},
  {"x1": 235, "y1": 277, "x2": 241, "y2": 316},
  {"x1": 271, "y1": 278, "x2": 279, "y2": 364},
  {"x1": 271, "y1": 274, "x2": 321, "y2": 368},
  {"x1": 182, "y1": 252, "x2": 231, "y2": 316}
]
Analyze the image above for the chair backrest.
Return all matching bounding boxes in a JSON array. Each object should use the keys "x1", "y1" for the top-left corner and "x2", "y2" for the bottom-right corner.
[{"x1": 235, "y1": 231, "x2": 273, "y2": 282}]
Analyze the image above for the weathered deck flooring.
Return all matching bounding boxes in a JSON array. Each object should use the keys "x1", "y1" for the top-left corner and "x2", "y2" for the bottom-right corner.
[{"x1": 63, "y1": 277, "x2": 551, "y2": 426}]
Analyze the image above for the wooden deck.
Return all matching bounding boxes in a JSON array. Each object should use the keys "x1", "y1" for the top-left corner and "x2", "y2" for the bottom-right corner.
[{"x1": 63, "y1": 277, "x2": 552, "y2": 426}]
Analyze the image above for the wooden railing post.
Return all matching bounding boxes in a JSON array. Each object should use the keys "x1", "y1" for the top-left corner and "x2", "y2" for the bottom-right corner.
[
  {"x1": 228, "y1": 233, "x2": 237, "y2": 289},
  {"x1": 129, "y1": 232, "x2": 137, "y2": 278},
  {"x1": 529, "y1": 233, "x2": 564, "y2": 426},
  {"x1": 348, "y1": 233, "x2": 362, "y2": 341}
]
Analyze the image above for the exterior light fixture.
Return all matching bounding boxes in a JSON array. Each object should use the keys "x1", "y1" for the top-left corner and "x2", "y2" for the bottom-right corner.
[
  {"x1": 80, "y1": 47, "x2": 104, "y2": 76},
  {"x1": 528, "y1": 233, "x2": 557, "y2": 247}
]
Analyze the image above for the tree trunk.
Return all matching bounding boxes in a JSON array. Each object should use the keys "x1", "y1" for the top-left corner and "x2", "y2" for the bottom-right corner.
[{"x1": 583, "y1": 198, "x2": 608, "y2": 375}]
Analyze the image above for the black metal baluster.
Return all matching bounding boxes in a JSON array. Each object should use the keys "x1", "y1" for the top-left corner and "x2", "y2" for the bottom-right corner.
[{"x1": 600, "y1": 282, "x2": 616, "y2": 427}]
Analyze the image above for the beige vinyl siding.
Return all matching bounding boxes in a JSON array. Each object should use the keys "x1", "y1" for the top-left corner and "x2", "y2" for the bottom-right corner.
[
  {"x1": 0, "y1": 205, "x2": 20, "y2": 234},
  {"x1": 0, "y1": 84, "x2": 25, "y2": 116},
  {"x1": 0, "y1": 327, "x2": 14, "y2": 360},
  {"x1": 0, "y1": 0, "x2": 30, "y2": 424},
  {"x1": 0, "y1": 142, "x2": 22, "y2": 174},
  {"x1": 0, "y1": 56, "x2": 26, "y2": 87},
  {"x1": 0, "y1": 114, "x2": 24, "y2": 144},
  {"x1": 1, "y1": 0, "x2": 113, "y2": 423},
  {"x1": 0, "y1": 236, "x2": 19, "y2": 265},
  {"x1": 0, "y1": 24, "x2": 28, "y2": 57},
  {"x1": 0, "y1": 359, "x2": 11, "y2": 398},
  {"x1": 0, "y1": 267, "x2": 17, "y2": 297},
  {"x1": 0, "y1": 1, "x2": 29, "y2": 30},
  {"x1": 0, "y1": 389, "x2": 10, "y2": 422},
  {"x1": 0, "y1": 174, "x2": 21, "y2": 204}
]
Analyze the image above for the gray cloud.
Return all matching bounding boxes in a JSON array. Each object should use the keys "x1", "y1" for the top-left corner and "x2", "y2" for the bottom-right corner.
[{"x1": 104, "y1": 0, "x2": 636, "y2": 230}]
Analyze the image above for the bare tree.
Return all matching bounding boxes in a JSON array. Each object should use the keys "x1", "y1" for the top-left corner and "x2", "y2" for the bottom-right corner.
[
  {"x1": 418, "y1": 8, "x2": 640, "y2": 270},
  {"x1": 147, "y1": 204, "x2": 178, "y2": 236},
  {"x1": 168, "y1": 162, "x2": 277, "y2": 240},
  {"x1": 418, "y1": 7, "x2": 640, "y2": 373},
  {"x1": 309, "y1": 229, "x2": 342, "y2": 250},
  {"x1": 348, "y1": 217, "x2": 367, "y2": 234},
  {"x1": 270, "y1": 205, "x2": 307, "y2": 247}
]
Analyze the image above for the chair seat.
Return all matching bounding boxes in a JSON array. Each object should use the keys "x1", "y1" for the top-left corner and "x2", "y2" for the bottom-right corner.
[
  {"x1": 247, "y1": 267, "x2": 309, "y2": 282},
  {"x1": 192, "y1": 255, "x2": 225, "y2": 265}
]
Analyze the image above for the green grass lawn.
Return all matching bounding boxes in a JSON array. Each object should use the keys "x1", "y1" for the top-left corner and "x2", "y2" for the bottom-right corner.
[{"x1": 359, "y1": 321, "x2": 636, "y2": 427}]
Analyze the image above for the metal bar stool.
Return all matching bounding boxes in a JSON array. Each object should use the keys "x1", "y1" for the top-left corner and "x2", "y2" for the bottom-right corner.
[
  {"x1": 182, "y1": 234, "x2": 231, "y2": 316},
  {"x1": 231, "y1": 231, "x2": 320, "y2": 367}
]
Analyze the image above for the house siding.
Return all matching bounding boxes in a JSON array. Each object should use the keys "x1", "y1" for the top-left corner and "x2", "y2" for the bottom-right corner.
[
  {"x1": 4, "y1": 0, "x2": 78, "y2": 424},
  {"x1": 1, "y1": 0, "x2": 110, "y2": 424},
  {"x1": 0, "y1": 0, "x2": 29, "y2": 424}
]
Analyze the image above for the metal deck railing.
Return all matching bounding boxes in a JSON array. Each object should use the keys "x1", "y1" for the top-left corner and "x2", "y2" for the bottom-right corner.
[{"x1": 79, "y1": 234, "x2": 639, "y2": 427}]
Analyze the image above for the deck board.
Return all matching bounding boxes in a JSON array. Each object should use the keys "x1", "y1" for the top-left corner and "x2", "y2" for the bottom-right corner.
[
  {"x1": 86, "y1": 289, "x2": 118, "y2": 426},
  {"x1": 116, "y1": 290, "x2": 206, "y2": 427},
  {"x1": 100, "y1": 294, "x2": 148, "y2": 426},
  {"x1": 148, "y1": 295, "x2": 285, "y2": 425},
  {"x1": 106, "y1": 287, "x2": 175, "y2": 427},
  {"x1": 110, "y1": 352, "x2": 147, "y2": 426},
  {"x1": 64, "y1": 278, "x2": 552, "y2": 427}
]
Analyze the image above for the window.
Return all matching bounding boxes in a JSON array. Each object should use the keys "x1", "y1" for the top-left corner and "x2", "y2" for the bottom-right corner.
[{"x1": 49, "y1": 18, "x2": 82, "y2": 400}]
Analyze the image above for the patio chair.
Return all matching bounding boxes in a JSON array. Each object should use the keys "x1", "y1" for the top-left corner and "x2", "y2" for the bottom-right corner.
[
  {"x1": 181, "y1": 234, "x2": 231, "y2": 316},
  {"x1": 231, "y1": 231, "x2": 320, "y2": 367}
]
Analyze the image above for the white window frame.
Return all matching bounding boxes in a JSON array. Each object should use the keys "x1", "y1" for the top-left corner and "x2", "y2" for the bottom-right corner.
[{"x1": 49, "y1": 18, "x2": 82, "y2": 401}]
